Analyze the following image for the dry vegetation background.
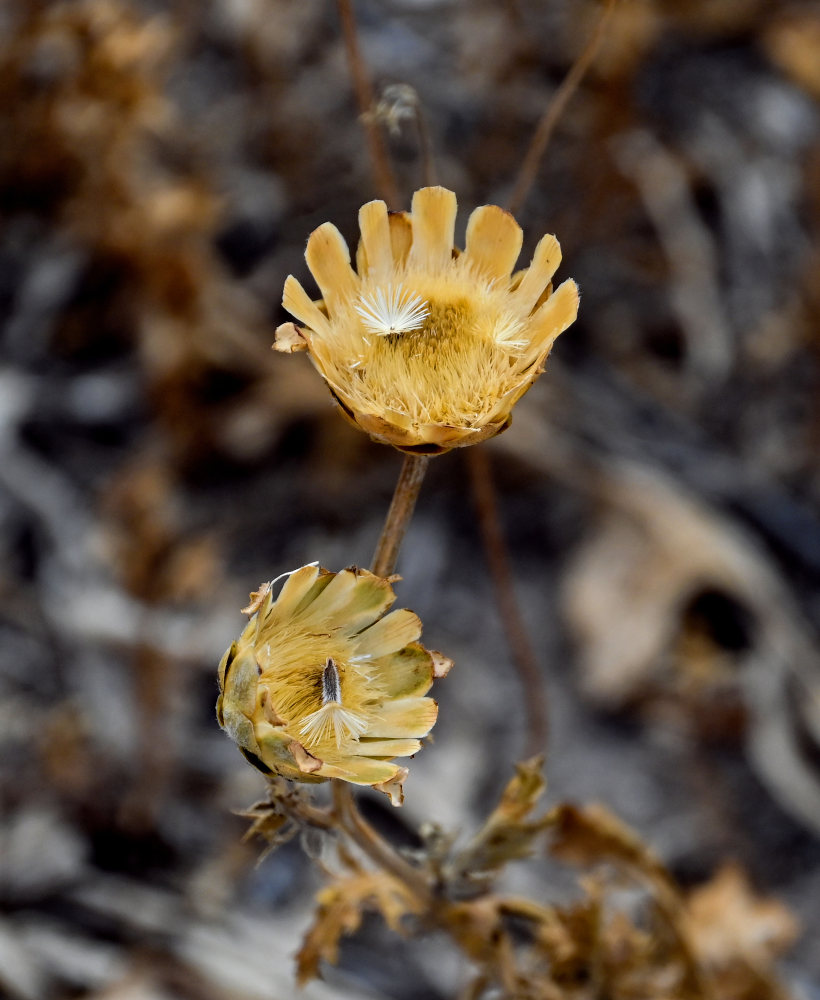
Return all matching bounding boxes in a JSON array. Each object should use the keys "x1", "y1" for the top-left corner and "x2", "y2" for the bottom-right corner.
[{"x1": 2, "y1": 0, "x2": 820, "y2": 997}]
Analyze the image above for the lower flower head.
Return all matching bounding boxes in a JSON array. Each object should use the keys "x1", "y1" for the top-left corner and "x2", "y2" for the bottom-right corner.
[
  {"x1": 275, "y1": 186, "x2": 579, "y2": 454},
  {"x1": 217, "y1": 564, "x2": 450, "y2": 804}
]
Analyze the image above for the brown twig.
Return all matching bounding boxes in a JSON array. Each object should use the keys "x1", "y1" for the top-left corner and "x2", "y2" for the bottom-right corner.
[
  {"x1": 327, "y1": 453, "x2": 431, "y2": 902},
  {"x1": 371, "y1": 453, "x2": 430, "y2": 578},
  {"x1": 468, "y1": 0, "x2": 618, "y2": 761},
  {"x1": 468, "y1": 447, "x2": 548, "y2": 756},
  {"x1": 335, "y1": 0, "x2": 402, "y2": 209},
  {"x1": 332, "y1": 781, "x2": 433, "y2": 903},
  {"x1": 507, "y1": 0, "x2": 617, "y2": 216}
]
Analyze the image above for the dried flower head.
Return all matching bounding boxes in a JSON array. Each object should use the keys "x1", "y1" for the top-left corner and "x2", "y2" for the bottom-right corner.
[
  {"x1": 275, "y1": 186, "x2": 579, "y2": 454},
  {"x1": 217, "y1": 564, "x2": 449, "y2": 803}
]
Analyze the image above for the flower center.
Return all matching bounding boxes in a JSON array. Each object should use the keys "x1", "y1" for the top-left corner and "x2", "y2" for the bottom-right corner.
[{"x1": 299, "y1": 657, "x2": 368, "y2": 750}]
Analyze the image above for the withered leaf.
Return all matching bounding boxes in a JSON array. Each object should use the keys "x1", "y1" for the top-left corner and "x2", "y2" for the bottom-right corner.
[
  {"x1": 455, "y1": 757, "x2": 550, "y2": 879},
  {"x1": 685, "y1": 863, "x2": 799, "y2": 968},
  {"x1": 296, "y1": 871, "x2": 423, "y2": 985},
  {"x1": 547, "y1": 802, "x2": 670, "y2": 887}
]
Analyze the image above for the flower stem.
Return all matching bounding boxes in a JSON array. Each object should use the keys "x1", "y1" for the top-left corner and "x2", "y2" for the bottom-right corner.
[
  {"x1": 468, "y1": 447, "x2": 548, "y2": 756},
  {"x1": 332, "y1": 780, "x2": 432, "y2": 903},
  {"x1": 327, "y1": 455, "x2": 432, "y2": 900},
  {"x1": 371, "y1": 453, "x2": 430, "y2": 578}
]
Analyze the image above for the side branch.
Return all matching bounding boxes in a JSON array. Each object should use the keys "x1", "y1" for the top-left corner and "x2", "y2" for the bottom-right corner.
[
  {"x1": 336, "y1": 0, "x2": 402, "y2": 209},
  {"x1": 507, "y1": 0, "x2": 617, "y2": 216}
]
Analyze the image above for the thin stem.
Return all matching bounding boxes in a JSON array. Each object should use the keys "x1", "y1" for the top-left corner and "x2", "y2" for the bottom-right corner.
[
  {"x1": 467, "y1": 447, "x2": 548, "y2": 756},
  {"x1": 335, "y1": 0, "x2": 402, "y2": 210},
  {"x1": 371, "y1": 453, "x2": 430, "y2": 578},
  {"x1": 325, "y1": 456, "x2": 432, "y2": 900},
  {"x1": 414, "y1": 100, "x2": 438, "y2": 188},
  {"x1": 507, "y1": 0, "x2": 617, "y2": 216},
  {"x1": 332, "y1": 781, "x2": 432, "y2": 903}
]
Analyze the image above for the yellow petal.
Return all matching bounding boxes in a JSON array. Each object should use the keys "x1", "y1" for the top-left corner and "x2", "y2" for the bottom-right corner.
[
  {"x1": 353, "y1": 608, "x2": 422, "y2": 659},
  {"x1": 512, "y1": 233, "x2": 562, "y2": 314},
  {"x1": 367, "y1": 697, "x2": 438, "y2": 738},
  {"x1": 372, "y1": 642, "x2": 433, "y2": 697},
  {"x1": 463, "y1": 205, "x2": 523, "y2": 280},
  {"x1": 220, "y1": 646, "x2": 260, "y2": 719},
  {"x1": 519, "y1": 278, "x2": 579, "y2": 366},
  {"x1": 269, "y1": 564, "x2": 322, "y2": 620},
  {"x1": 255, "y1": 722, "x2": 324, "y2": 782},
  {"x1": 338, "y1": 571, "x2": 397, "y2": 633},
  {"x1": 388, "y1": 211, "x2": 413, "y2": 266},
  {"x1": 358, "y1": 200, "x2": 393, "y2": 280},
  {"x1": 298, "y1": 567, "x2": 358, "y2": 623},
  {"x1": 282, "y1": 276, "x2": 331, "y2": 336},
  {"x1": 299, "y1": 567, "x2": 393, "y2": 631},
  {"x1": 305, "y1": 222, "x2": 359, "y2": 312},
  {"x1": 357, "y1": 738, "x2": 422, "y2": 758},
  {"x1": 317, "y1": 756, "x2": 400, "y2": 785},
  {"x1": 409, "y1": 186, "x2": 457, "y2": 272}
]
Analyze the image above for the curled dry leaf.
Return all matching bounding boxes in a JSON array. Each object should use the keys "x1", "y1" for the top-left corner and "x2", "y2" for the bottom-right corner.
[
  {"x1": 685, "y1": 863, "x2": 799, "y2": 968},
  {"x1": 296, "y1": 871, "x2": 424, "y2": 986},
  {"x1": 454, "y1": 756, "x2": 551, "y2": 880},
  {"x1": 547, "y1": 802, "x2": 671, "y2": 890}
]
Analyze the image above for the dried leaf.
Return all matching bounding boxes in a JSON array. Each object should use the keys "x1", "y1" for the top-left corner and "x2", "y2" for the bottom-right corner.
[
  {"x1": 296, "y1": 871, "x2": 422, "y2": 985},
  {"x1": 547, "y1": 802, "x2": 669, "y2": 885},
  {"x1": 455, "y1": 757, "x2": 551, "y2": 879},
  {"x1": 685, "y1": 863, "x2": 799, "y2": 968}
]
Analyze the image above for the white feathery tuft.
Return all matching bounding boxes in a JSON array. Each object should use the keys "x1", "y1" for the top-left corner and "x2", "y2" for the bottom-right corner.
[
  {"x1": 355, "y1": 284, "x2": 429, "y2": 337},
  {"x1": 300, "y1": 702, "x2": 369, "y2": 749}
]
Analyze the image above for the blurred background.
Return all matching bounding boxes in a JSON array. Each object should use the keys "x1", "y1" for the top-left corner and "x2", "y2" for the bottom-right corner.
[{"x1": 1, "y1": 0, "x2": 819, "y2": 997}]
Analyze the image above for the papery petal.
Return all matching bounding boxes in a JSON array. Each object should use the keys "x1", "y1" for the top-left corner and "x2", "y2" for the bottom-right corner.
[
  {"x1": 352, "y1": 608, "x2": 423, "y2": 659},
  {"x1": 357, "y1": 738, "x2": 423, "y2": 758},
  {"x1": 371, "y1": 642, "x2": 434, "y2": 698},
  {"x1": 511, "y1": 233, "x2": 562, "y2": 315},
  {"x1": 282, "y1": 276, "x2": 332, "y2": 336},
  {"x1": 358, "y1": 200, "x2": 393, "y2": 280},
  {"x1": 367, "y1": 697, "x2": 438, "y2": 738},
  {"x1": 317, "y1": 756, "x2": 401, "y2": 785},
  {"x1": 305, "y1": 223, "x2": 359, "y2": 311},
  {"x1": 409, "y1": 186, "x2": 457, "y2": 272},
  {"x1": 463, "y1": 204, "x2": 523, "y2": 280}
]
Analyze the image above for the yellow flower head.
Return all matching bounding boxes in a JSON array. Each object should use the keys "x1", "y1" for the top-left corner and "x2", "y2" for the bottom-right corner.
[
  {"x1": 275, "y1": 186, "x2": 579, "y2": 454},
  {"x1": 217, "y1": 564, "x2": 448, "y2": 804}
]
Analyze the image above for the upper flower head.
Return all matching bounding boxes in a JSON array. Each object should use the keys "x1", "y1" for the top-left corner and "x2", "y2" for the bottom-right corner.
[
  {"x1": 217, "y1": 564, "x2": 449, "y2": 804},
  {"x1": 275, "y1": 186, "x2": 579, "y2": 454}
]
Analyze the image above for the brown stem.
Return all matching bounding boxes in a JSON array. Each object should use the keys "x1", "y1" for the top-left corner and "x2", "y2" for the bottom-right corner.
[
  {"x1": 507, "y1": 0, "x2": 617, "y2": 216},
  {"x1": 335, "y1": 0, "x2": 402, "y2": 209},
  {"x1": 371, "y1": 453, "x2": 430, "y2": 578},
  {"x1": 414, "y1": 100, "x2": 438, "y2": 188},
  {"x1": 467, "y1": 447, "x2": 548, "y2": 756},
  {"x1": 326, "y1": 455, "x2": 432, "y2": 900},
  {"x1": 332, "y1": 781, "x2": 432, "y2": 903}
]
